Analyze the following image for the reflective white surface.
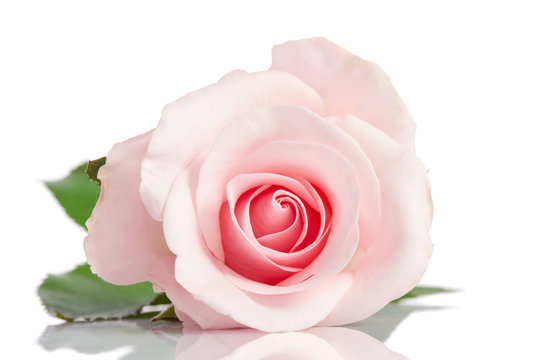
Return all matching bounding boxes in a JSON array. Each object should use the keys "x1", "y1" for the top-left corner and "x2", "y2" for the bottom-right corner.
[
  {"x1": 37, "y1": 303, "x2": 433, "y2": 359},
  {"x1": 12, "y1": 289, "x2": 542, "y2": 359},
  {"x1": 1, "y1": 0, "x2": 543, "y2": 358}
]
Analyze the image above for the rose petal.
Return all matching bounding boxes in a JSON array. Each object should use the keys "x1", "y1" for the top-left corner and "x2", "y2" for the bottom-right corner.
[
  {"x1": 220, "y1": 201, "x2": 302, "y2": 285},
  {"x1": 149, "y1": 255, "x2": 242, "y2": 329},
  {"x1": 319, "y1": 115, "x2": 433, "y2": 326},
  {"x1": 163, "y1": 170, "x2": 354, "y2": 332},
  {"x1": 271, "y1": 37, "x2": 415, "y2": 145},
  {"x1": 248, "y1": 187, "x2": 300, "y2": 240},
  {"x1": 197, "y1": 105, "x2": 380, "y2": 264},
  {"x1": 226, "y1": 174, "x2": 325, "y2": 257},
  {"x1": 225, "y1": 141, "x2": 360, "y2": 288},
  {"x1": 211, "y1": 139, "x2": 360, "y2": 291},
  {"x1": 237, "y1": 186, "x2": 306, "y2": 253},
  {"x1": 226, "y1": 175, "x2": 326, "y2": 270},
  {"x1": 255, "y1": 205, "x2": 305, "y2": 253},
  {"x1": 140, "y1": 70, "x2": 325, "y2": 221},
  {"x1": 227, "y1": 173, "x2": 320, "y2": 210},
  {"x1": 84, "y1": 131, "x2": 171, "y2": 285}
]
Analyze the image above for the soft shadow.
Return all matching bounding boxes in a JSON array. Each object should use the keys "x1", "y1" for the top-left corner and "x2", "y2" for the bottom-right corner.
[{"x1": 38, "y1": 303, "x2": 441, "y2": 359}]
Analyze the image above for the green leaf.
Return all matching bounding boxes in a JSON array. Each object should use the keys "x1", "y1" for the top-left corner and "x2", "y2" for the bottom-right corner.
[
  {"x1": 85, "y1": 157, "x2": 107, "y2": 185},
  {"x1": 148, "y1": 293, "x2": 172, "y2": 305},
  {"x1": 392, "y1": 285, "x2": 454, "y2": 303},
  {"x1": 45, "y1": 163, "x2": 101, "y2": 229},
  {"x1": 38, "y1": 264, "x2": 163, "y2": 321}
]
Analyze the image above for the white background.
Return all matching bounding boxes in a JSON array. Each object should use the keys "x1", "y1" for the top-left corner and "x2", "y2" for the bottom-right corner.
[{"x1": 1, "y1": 0, "x2": 543, "y2": 358}]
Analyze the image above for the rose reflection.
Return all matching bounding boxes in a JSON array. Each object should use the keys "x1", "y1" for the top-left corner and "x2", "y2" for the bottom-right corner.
[
  {"x1": 38, "y1": 322, "x2": 406, "y2": 360},
  {"x1": 176, "y1": 325, "x2": 407, "y2": 360},
  {"x1": 40, "y1": 304, "x2": 437, "y2": 359}
]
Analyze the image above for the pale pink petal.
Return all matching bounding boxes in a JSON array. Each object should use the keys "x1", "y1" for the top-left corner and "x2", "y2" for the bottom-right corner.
[
  {"x1": 271, "y1": 37, "x2": 415, "y2": 145},
  {"x1": 200, "y1": 138, "x2": 360, "y2": 295},
  {"x1": 287, "y1": 176, "x2": 331, "y2": 254},
  {"x1": 140, "y1": 70, "x2": 325, "y2": 221},
  {"x1": 163, "y1": 171, "x2": 354, "y2": 332},
  {"x1": 197, "y1": 105, "x2": 380, "y2": 265},
  {"x1": 158, "y1": 161, "x2": 305, "y2": 295},
  {"x1": 228, "y1": 141, "x2": 360, "y2": 288},
  {"x1": 261, "y1": 226, "x2": 327, "y2": 270},
  {"x1": 84, "y1": 131, "x2": 171, "y2": 285},
  {"x1": 319, "y1": 115, "x2": 433, "y2": 326},
  {"x1": 159, "y1": 151, "x2": 204, "y2": 257},
  {"x1": 149, "y1": 255, "x2": 242, "y2": 329},
  {"x1": 227, "y1": 173, "x2": 319, "y2": 210},
  {"x1": 233, "y1": 185, "x2": 269, "y2": 240}
]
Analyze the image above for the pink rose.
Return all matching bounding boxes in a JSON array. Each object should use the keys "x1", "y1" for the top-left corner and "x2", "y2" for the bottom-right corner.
[{"x1": 85, "y1": 37, "x2": 432, "y2": 332}]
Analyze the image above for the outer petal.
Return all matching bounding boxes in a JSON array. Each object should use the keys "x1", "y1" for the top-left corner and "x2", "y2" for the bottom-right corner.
[
  {"x1": 84, "y1": 131, "x2": 171, "y2": 285},
  {"x1": 163, "y1": 169, "x2": 354, "y2": 332},
  {"x1": 319, "y1": 115, "x2": 433, "y2": 326},
  {"x1": 271, "y1": 37, "x2": 415, "y2": 145},
  {"x1": 140, "y1": 70, "x2": 324, "y2": 221},
  {"x1": 149, "y1": 255, "x2": 242, "y2": 330}
]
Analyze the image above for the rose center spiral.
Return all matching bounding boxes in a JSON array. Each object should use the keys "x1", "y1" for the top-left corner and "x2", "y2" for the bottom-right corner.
[{"x1": 220, "y1": 180, "x2": 328, "y2": 285}]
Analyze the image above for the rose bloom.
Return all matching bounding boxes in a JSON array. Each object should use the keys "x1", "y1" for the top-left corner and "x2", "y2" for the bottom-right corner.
[{"x1": 85, "y1": 38, "x2": 432, "y2": 332}]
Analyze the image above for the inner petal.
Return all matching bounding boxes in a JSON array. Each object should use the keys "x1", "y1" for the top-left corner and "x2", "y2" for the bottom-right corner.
[
  {"x1": 256, "y1": 204, "x2": 305, "y2": 254},
  {"x1": 226, "y1": 174, "x2": 326, "y2": 264},
  {"x1": 250, "y1": 187, "x2": 299, "y2": 238},
  {"x1": 221, "y1": 199, "x2": 302, "y2": 285},
  {"x1": 215, "y1": 141, "x2": 359, "y2": 293},
  {"x1": 237, "y1": 186, "x2": 308, "y2": 253},
  {"x1": 227, "y1": 140, "x2": 361, "y2": 288}
]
